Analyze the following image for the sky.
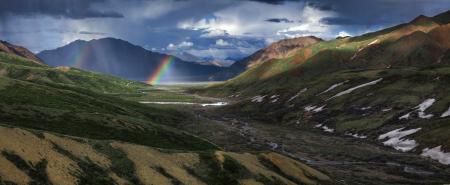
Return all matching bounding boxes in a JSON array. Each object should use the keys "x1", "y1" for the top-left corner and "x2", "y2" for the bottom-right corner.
[{"x1": 1, "y1": 0, "x2": 449, "y2": 61}]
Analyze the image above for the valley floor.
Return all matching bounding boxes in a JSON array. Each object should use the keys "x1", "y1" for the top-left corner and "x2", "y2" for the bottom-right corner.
[{"x1": 143, "y1": 84, "x2": 450, "y2": 185}]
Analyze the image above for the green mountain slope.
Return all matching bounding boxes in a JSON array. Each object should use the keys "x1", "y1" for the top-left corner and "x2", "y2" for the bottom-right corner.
[
  {"x1": 0, "y1": 51, "x2": 215, "y2": 151},
  {"x1": 205, "y1": 11, "x2": 449, "y2": 92},
  {"x1": 196, "y1": 10, "x2": 450, "y2": 165},
  {"x1": 0, "y1": 51, "x2": 148, "y2": 93}
]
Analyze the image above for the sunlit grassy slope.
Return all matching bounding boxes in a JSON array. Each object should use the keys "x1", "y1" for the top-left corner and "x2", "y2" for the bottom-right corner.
[{"x1": 0, "y1": 125, "x2": 331, "y2": 185}]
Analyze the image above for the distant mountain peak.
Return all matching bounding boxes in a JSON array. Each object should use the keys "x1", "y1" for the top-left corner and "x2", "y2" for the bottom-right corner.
[
  {"x1": 410, "y1": 15, "x2": 435, "y2": 25},
  {"x1": 37, "y1": 37, "x2": 222, "y2": 82}
]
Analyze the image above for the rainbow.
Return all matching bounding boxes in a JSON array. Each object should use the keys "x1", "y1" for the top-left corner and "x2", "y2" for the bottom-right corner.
[
  {"x1": 66, "y1": 41, "x2": 92, "y2": 68},
  {"x1": 146, "y1": 55, "x2": 174, "y2": 85}
]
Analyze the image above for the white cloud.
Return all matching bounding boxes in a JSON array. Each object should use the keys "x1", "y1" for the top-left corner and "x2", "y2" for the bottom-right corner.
[
  {"x1": 337, "y1": 31, "x2": 351, "y2": 37},
  {"x1": 276, "y1": 5, "x2": 335, "y2": 39},
  {"x1": 167, "y1": 43, "x2": 176, "y2": 50},
  {"x1": 99, "y1": 0, "x2": 183, "y2": 21},
  {"x1": 186, "y1": 47, "x2": 248, "y2": 60},
  {"x1": 178, "y1": 17, "x2": 235, "y2": 38},
  {"x1": 178, "y1": 1, "x2": 340, "y2": 42},
  {"x1": 201, "y1": 29, "x2": 229, "y2": 38},
  {"x1": 178, "y1": 1, "x2": 327, "y2": 39},
  {"x1": 215, "y1": 39, "x2": 230, "y2": 46},
  {"x1": 167, "y1": 41, "x2": 194, "y2": 50},
  {"x1": 178, "y1": 41, "x2": 194, "y2": 47}
]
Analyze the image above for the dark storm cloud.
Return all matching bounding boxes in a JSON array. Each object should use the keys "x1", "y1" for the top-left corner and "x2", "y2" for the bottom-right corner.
[
  {"x1": 247, "y1": 0, "x2": 450, "y2": 26},
  {"x1": 316, "y1": 0, "x2": 450, "y2": 26},
  {"x1": 306, "y1": 2, "x2": 332, "y2": 11},
  {"x1": 1, "y1": 0, "x2": 450, "y2": 57},
  {"x1": 0, "y1": 0, "x2": 123, "y2": 19},
  {"x1": 265, "y1": 18, "x2": 294, "y2": 23},
  {"x1": 248, "y1": 0, "x2": 299, "y2": 5}
]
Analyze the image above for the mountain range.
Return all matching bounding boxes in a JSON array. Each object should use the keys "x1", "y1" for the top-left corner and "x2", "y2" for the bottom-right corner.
[
  {"x1": 197, "y1": 10, "x2": 450, "y2": 166},
  {"x1": 36, "y1": 35, "x2": 327, "y2": 83},
  {"x1": 167, "y1": 51, "x2": 230, "y2": 67},
  {"x1": 37, "y1": 38, "x2": 223, "y2": 82}
]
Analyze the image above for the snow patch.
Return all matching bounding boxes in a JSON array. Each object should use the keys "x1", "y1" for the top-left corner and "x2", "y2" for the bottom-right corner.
[
  {"x1": 345, "y1": 133, "x2": 367, "y2": 139},
  {"x1": 314, "y1": 124, "x2": 334, "y2": 133},
  {"x1": 304, "y1": 105, "x2": 326, "y2": 113},
  {"x1": 229, "y1": 93, "x2": 241, "y2": 98},
  {"x1": 201, "y1": 102, "x2": 228, "y2": 107},
  {"x1": 440, "y1": 107, "x2": 450, "y2": 118},
  {"x1": 287, "y1": 88, "x2": 307, "y2": 102},
  {"x1": 321, "y1": 126, "x2": 334, "y2": 133},
  {"x1": 399, "y1": 113, "x2": 411, "y2": 120},
  {"x1": 140, "y1": 101, "x2": 195, "y2": 105},
  {"x1": 317, "y1": 81, "x2": 347, "y2": 96},
  {"x1": 268, "y1": 142, "x2": 279, "y2": 150},
  {"x1": 378, "y1": 128, "x2": 421, "y2": 152},
  {"x1": 251, "y1": 95, "x2": 266, "y2": 103},
  {"x1": 416, "y1": 99, "x2": 435, "y2": 118},
  {"x1": 270, "y1": 95, "x2": 280, "y2": 103},
  {"x1": 304, "y1": 105, "x2": 317, "y2": 111},
  {"x1": 313, "y1": 105, "x2": 326, "y2": 112},
  {"x1": 361, "y1": 106, "x2": 372, "y2": 110},
  {"x1": 140, "y1": 101, "x2": 228, "y2": 107},
  {"x1": 382, "y1": 108, "x2": 392, "y2": 112},
  {"x1": 421, "y1": 146, "x2": 450, "y2": 165},
  {"x1": 328, "y1": 78, "x2": 383, "y2": 100},
  {"x1": 368, "y1": 39, "x2": 379, "y2": 46},
  {"x1": 399, "y1": 98, "x2": 435, "y2": 120}
]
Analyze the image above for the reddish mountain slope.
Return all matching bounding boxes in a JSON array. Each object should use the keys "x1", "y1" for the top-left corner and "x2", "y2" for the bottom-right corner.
[
  {"x1": 210, "y1": 36, "x2": 322, "y2": 80},
  {"x1": 0, "y1": 41, "x2": 44, "y2": 65}
]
